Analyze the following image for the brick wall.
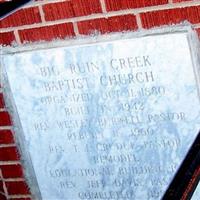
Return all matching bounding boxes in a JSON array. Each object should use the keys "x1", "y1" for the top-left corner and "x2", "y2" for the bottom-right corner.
[{"x1": 0, "y1": 0, "x2": 200, "y2": 199}]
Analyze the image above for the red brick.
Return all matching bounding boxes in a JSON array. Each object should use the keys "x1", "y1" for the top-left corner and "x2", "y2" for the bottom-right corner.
[
  {"x1": 78, "y1": 14, "x2": 138, "y2": 35},
  {"x1": 0, "y1": 7, "x2": 41, "y2": 28},
  {"x1": 0, "y1": 164, "x2": 23, "y2": 179},
  {"x1": 0, "y1": 112, "x2": 11, "y2": 126},
  {"x1": 0, "y1": 130, "x2": 14, "y2": 144},
  {"x1": 173, "y1": 0, "x2": 192, "y2": 2},
  {"x1": 43, "y1": 1, "x2": 74, "y2": 21},
  {"x1": 0, "y1": 32, "x2": 15, "y2": 46},
  {"x1": 19, "y1": 23, "x2": 75, "y2": 43},
  {"x1": 0, "y1": 193, "x2": 6, "y2": 200},
  {"x1": 0, "y1": 94, "x2": 5, "y2": 108},
  {"x1": 43, "y1": 0, "x2": 102, "y2": 21},
  {"x1": 0, "y1": 179, "x2": 4, "y2": 193},
  {"x1": 105, "y1": 0, "x2": 168, "y2": 11},
  {"x1": 72, "y1": 0, "x2": 102, "y2": 16},
  {"x1": 141, "y1": 6, "x2": 200, "y2": 29},
  {"x1": 6, "y1": 181, "x2": 30, "y2": 195},
  {"x1": 0, "y1": 147, "x2": 20, "y2": 161}
]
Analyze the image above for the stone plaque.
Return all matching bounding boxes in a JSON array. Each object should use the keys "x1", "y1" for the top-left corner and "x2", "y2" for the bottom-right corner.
[{"x1": 1, "y1": 27, "x2": 200, "y2": 200}]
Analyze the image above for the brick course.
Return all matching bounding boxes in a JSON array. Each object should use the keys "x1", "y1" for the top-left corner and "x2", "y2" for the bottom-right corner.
[
  {"x1": 105, "y1": 0, "x2": 168, "y2": 11},
  {"x1": 19, "y1": 23, "x2": 75, "y2": 43},
  {"x1": 141, "y1": 6, "x2": 200, "y2": 29}
]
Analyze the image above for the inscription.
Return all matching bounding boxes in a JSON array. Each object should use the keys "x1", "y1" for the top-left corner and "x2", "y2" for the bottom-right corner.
[{"x1": 3, "y1": 32, "x2": 200, "y2": 200}]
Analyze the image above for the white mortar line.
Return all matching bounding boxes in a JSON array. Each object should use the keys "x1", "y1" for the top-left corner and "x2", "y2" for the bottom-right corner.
[
  {"x1": 1, "y1": 1, "x2": 200, "y2": 33},
  {"x1": 0, "y1": 108, "x2": 6, "y2": 112},
  {"x1": 0, "y1": 170, "x2": 9, "y2": 198},
  {"x1": 3, "y1": 185, "x2": 8, "y2": 199},
  {"x1": 100, "y1": 0, "x2": 107, "y2": 13},
  {"x1": 73, "y1": 22, "x2": 80, "y2": 36},
  {"x1": 2, "y1": 178, "x2": 25, "y2": 182},
  {"x1": 0, "y1": 161, "x2": 21, "y2": 165},
  {"x1": 38, "y1": 4, "x2": 46, "y2": 23},
  {"x1": 136, "y1": 14, "x2": 142, "y2": 29},
  {"x1": 0, "y1": 126, "x2": 12, "y2": 130},
  {"x1": 13, "y1": 30, "x2": 21, "y2": 44},
  {"x1": 8, "y1": 195, "x2": 32, "y2": 199},
  {"x1": 0, "y1": 144, "x2": 16, "y2": 148},
  {"x1": 0, "y1": 192, "x2": 6, "y2": 196}
]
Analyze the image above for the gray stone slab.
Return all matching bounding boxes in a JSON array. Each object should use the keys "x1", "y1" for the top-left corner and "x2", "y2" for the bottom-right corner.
[{"x1": 1, "y1": 26, "x2": 200, "y2": 200}]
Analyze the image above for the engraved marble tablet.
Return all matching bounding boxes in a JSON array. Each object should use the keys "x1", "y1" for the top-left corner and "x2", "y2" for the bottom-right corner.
[{"x1": 1, "y1": 27, "x2": 200, "y2": 200}]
